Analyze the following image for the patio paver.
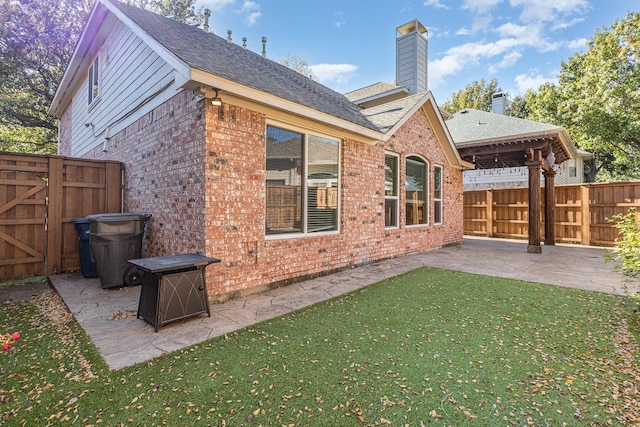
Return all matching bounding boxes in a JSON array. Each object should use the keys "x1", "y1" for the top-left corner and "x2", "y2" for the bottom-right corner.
[{"x1": 49, "y1": 237, "x2": 634, "y2": 370}]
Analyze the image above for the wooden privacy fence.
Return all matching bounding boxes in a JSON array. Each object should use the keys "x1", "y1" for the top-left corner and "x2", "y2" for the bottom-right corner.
[
  {"x1": 463, "y1": 181, "x2": 640, "y2": 246},
  {"x1": 0, "y1": 153, "x2": 122, "y2": 282}
]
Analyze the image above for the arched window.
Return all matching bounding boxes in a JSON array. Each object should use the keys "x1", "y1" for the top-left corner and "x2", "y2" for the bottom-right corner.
[{"x1": 405, "y1": 156, "x2": 428, "y2": 225}]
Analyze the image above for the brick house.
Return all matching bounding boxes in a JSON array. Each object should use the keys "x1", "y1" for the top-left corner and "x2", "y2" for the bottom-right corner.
[{"x1": 49, "y1": 1, "x2": 472, "y2": 301}]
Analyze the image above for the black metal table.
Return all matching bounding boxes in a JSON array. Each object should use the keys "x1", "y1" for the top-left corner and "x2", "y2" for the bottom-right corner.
[{"x1": 128, "y1": 254, "x2": 220, "y2": 331}]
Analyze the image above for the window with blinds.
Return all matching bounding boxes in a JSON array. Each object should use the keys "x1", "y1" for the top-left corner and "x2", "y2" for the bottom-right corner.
[
  {"x1": 434, "y1": 165, "x2": 443, "y2": 224},
  {"x1": 384, "y1": 153, "x2": 399, "y2": 228},
  {"x1": 265, "y1": 125, "x2": 339, "y2": 235},
  {"x1": 406, "y1": 156, "x2": 428, "y2": 225}
]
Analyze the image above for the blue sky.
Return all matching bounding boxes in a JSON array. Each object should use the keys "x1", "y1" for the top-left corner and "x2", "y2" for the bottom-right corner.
[{"x1": 198, "y1": 0, "x2": 635, "y2": 104}]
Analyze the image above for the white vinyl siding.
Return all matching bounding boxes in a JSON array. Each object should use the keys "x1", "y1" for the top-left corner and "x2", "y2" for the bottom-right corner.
[{"x1": 71, "y1": 21, "x2": 178, "y2": 157}]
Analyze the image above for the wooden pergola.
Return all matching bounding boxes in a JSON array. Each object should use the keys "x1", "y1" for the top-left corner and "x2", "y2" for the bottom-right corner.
[{"x1": 446, "y1": 109, "x2": 578, "y2": 253}]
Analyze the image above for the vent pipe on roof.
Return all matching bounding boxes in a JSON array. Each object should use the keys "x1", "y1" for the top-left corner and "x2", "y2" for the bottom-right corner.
[
  {"x1": 262, "y1": 36, "x2": 267, "y2": 58},
  {"x1": 242, "y1": 37, "x2": 247, "y2": 49},
  {"x1": 227, "y1": 30, "x2": 232, "y2": 42},
  {"x1": 203, "y1": 9, "x2": 210, "y2": 32}
]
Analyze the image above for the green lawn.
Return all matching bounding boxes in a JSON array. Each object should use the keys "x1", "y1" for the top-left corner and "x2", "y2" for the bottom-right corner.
[{"x1": 1, "y1": 267, "x2": 638, "y2": 426}]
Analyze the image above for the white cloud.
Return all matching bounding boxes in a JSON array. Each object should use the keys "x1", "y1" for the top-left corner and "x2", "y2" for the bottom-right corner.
[
  {"x1": 509, "y1": 0, "x2": 590, "y2": 24},
  {"x1": 424, "y1": 0, "x2": 449, "y2": 9},
  {"x1": 244, "y1": 11, "x2": 261, "y2": 26},
  {"x1": 566, "y1": 37, "x2": 588, "y2": 50},
  {"x1": 514, "y1": 70, "x2": 557, "y2": 94},
  {"x1": 237, "y1": 1, "x2": 261, "y2": 26},
  {"x1": 309, "y1": 63, "x2": 358, "y2": 85},
  {"x1": 488, "y1": 51, "x2": 522, "y2": 73},
  {"x1": 429, "y1": 37, "x2": 528, "y2": 88},
  {"x1": 462, "y1": 0, "x2": 503, "y2": 15},
  {"x1": 206, "y1": 0, "x2": 235, "y2": 11},
  {"x1": 333, "y1": 11, "x2": 346, "y2": 28}
]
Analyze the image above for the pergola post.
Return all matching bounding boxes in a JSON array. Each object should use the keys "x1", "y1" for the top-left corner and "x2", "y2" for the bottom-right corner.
[
  {"x1": 526, "y1": 149, "x2": 542, "y2": 254},
  {"x1": 543, "y1": 168, "x2": 556, "y2": 246}
]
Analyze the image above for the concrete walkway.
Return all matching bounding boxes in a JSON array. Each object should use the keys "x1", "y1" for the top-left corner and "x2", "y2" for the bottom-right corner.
[{"x1": 49, "y1": 237, "x2": 634, "y2": 370}]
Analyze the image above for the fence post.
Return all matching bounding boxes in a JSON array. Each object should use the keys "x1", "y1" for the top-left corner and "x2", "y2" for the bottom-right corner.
[
  {"x1": 580, "y1": 185, "x2": 590, "y2": 245},
  {"x1": 105, "y1": 161, "x2": 123, "y2": 212},
  {"x1": 486, "y1": 189, "x2": 493, "y2": 237},
  {"x1": 46, "y1": 157, "x2": 64, "y2": 275}
]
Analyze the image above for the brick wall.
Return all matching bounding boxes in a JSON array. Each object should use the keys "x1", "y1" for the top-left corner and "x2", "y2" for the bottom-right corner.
[
  {"x1": 82, "y1": 90, "x2": 209, "y2": 257},
  {"x1": 201, "y1": 100, "x2": 464, "y2": 301},
  {"x1": 67, "y1": 91, "x2": 463, "y2": 301}
]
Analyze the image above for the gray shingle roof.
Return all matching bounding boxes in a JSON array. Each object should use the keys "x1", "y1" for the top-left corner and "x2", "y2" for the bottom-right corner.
[
  {"x1": 447, "y1": 108, "x2": 562, "y2": 146},
  {"x1": 361, "y1": 93, "x2": 425, "y2": 133},
  {"x1": 344, "y1": 82, "x2": 403, "y2": 103},
  {"x1": 110, "y1": 1, "x2": 378, "y2": 131}
]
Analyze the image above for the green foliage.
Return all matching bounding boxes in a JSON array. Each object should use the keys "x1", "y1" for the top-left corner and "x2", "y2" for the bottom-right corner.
[
  {"x1": 526, "y1": 12, "x2": 640, "y2": 181},
  {"x1": 606, "y1": 208, "x2": 640, "y2": 279},
  {"x1": 0, "y1": 0, "x2": 201, "y2": 155},
  {"x1": 441, "y1": 78, "x2": 501, "y2": 114},
  {"x1": 505, "y1": 94, "x2": 529, "y2": 119},
  {"x1": 127, "y1": 0, "x2": 203, "y2": 25},
  {"x1": 0, "y1": 0, "x2": 92, "y2": 152},
  {"x1": 1, "y1": 271, "x2": 638, "y2": 425}
]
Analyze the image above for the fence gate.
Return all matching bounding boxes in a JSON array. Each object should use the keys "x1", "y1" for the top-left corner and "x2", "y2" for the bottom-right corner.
[
  {"x1": 0, "y1": 165, "x2": 48, "y2": 280},
  {"x1": 0, "y1": 153, "x2": 122, "y2": 283}
]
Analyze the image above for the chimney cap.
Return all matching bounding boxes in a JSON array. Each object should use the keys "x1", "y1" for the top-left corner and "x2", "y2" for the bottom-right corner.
[{"x1": 396, "y1": 19, "x2": 427, "y2": 36}]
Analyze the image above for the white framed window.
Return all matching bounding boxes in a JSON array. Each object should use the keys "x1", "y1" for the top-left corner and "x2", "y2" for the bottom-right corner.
[
  {"x1": 434, "y1": 165, "x2": 443, "y2": 225},
  {"x1": 406, "y1": 155, "x2": 428, "y2": 226},
  {"x1": 87, "y1": 55, "x2": 100, "y2": 106},
  {"x1": 265, "y1": 124, "x2": 340, "y2": 236},
  {"x1": 384, "y1": 153, "x2": 399, "y2": 228}
]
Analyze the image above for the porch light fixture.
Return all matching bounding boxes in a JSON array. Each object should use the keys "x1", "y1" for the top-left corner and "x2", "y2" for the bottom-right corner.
[
  {"x1": 210, "y1": 88, "x2": 222, "y2": 106},
  {"x1": 546, "y1": 151, "x2": 555, "y2": 167}
]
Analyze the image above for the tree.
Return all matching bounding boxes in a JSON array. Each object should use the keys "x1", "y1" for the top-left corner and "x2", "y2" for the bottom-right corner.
[
  {"x1": 525, "y1": 13, "x2": 640, "y2": 181},
  {"x1": 130, "y1": 0, "x2": 203, "y2": 26},
  {"x1": 0, "y1": 0, "x2": 92, "y2": 154},
  {"x1": 506, "y1": 95, "x2": 529, "y2": 119},
  {"x1": 0, "y1": 0, "x2": 202, "y2": 155},
  {"x1": 441, "y1": 78, "x2": 501, "y2": 114},
  {"x1": 279, "y1": 56, "x2": 317, "y2": 80}
]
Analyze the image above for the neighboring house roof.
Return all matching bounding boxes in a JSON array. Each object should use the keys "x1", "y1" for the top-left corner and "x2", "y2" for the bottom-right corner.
[
  {"x1": 49, "y1": 0, "x2": 469, "y2": 169},
  {"x1": 447, "y1": 109, "x2": 564, "y2": 144},
  {"x1": 446, "y1": 108, "x2": 579, "y2": 168}
]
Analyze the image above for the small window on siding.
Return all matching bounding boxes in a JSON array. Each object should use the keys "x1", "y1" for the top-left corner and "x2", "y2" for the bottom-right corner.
[
  {"x1": 434, "y1": 165, "x2": 443, "y2": 225},
  {"x1": 384, "y1": 153, "x2": 399, "y2": 228},
  {"x1": 88, "y1": 55, "x2": 100, "y2": 106},
  {"x1": 406, "y1": 156, "x2": 428, "y2": 225}
]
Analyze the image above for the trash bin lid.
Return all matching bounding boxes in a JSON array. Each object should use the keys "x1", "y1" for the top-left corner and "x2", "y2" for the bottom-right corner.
[
  {"x1": 86, "y1": 213, "x2": 151, "y2": 222},
  {"x1": 71, "y1": 217, "x2": 90, "y2": 224}
]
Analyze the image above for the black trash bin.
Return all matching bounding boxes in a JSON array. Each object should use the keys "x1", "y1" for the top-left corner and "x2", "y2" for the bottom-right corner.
[
  {"x1": 72, "y1": 217, "x2": 98, "y2": 278},
  {"x1": 87, "y1": 213, "x2": 152, "y2": 289}
]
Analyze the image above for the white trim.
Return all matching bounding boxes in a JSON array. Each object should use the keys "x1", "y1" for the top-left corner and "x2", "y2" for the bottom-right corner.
[
  {"x1": 405, "y1": 154, "x2": 429, "y2": 226},
  {"x1": 384, "y1": 152, "x2": 400, "y2": 229},
  {"x1": 433, "y1": 164, "x2": 443, "y2": 225},
  {"x1": 265, "y1": 122, "x2": 342, "y2": 238}
]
